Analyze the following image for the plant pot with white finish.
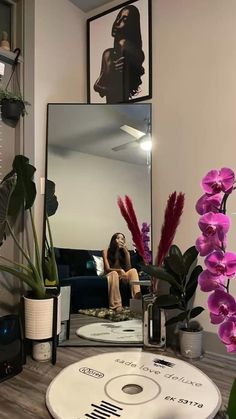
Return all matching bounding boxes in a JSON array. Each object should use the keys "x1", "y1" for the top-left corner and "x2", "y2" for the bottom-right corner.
[
  {"x1": 178, "y1": 320, "x2": 203, "y2": 359},
  {"x1": 0, "y1": 156, "x2": 60, "y2": 360}
]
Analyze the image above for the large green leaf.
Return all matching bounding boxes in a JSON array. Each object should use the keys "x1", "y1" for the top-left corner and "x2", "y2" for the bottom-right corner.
[
  {"x1": 183, "y1": 246, "x2": 198, "y2": 275},
  {"x1": 0, "y1": 263, "x2": 45, "y2": 298},
  {"x1": 190, "y1": 306, "x2": 204, "y2": 319},
  {"x1": 165, "y1": 311, "x2": 189, "y2": 326},
  {"x1": 227, "y1": 378, "x2": 236, "y2": 418},
  {"x1": 46, "y1": 179, "x2": 58, "y2": 217},
  {"x1": 170, "y1": 285, "x2": 182, "y2": 298},
  {"x1": 185, "y1": 265, "x2": 203, "y2": 302},
  {"x1": 6, "y1": 155, "x2": 36, "y2": 216},
  {"x1": 165, "y1": 254, "x2": 185, "y2": 276},
  {"x1": 0, "y1": 174, "x2": 17, "y2": 245},
  {"x1": 141, "y1": 265, "x2": 182, "y2": 291},
  {"x1": 154, "y1": 294, "x2": 179, "y2": 308},
  {"x1": 169, "y1": 244, "x2": 183, "y2": 260}
]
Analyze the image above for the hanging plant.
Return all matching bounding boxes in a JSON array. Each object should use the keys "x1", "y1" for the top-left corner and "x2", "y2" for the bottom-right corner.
[{"x1": 0, "y1": 48, "x2": 30, "y2": 127}]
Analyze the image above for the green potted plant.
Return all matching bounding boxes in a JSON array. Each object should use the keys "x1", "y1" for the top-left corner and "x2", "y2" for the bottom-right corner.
[
  {"x1": 142, "y1": 244, "x2": 204, "y2": 358},
  {"x1": 0, "y1": 155, "x2": 60, "y2": 342},
  {"x1": 0, "y1": 88, "x2": 30, "y2": 127}
]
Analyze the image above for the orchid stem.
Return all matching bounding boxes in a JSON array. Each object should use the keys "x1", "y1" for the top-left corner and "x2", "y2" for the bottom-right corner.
[{"x1": 226, "y1": 278, "x2": 230, "y2": 293}]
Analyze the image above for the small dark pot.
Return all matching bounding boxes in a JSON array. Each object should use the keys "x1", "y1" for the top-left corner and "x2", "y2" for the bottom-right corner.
[{"x1": 1, "y1": 98, "x2": 25, "y2": 127}]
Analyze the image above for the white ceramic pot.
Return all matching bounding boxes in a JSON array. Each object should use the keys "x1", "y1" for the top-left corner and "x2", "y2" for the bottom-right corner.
[
  {"x1": 24, "y1": 292, "x2": 61, "y2": 340},
  {"x1": 32, "y1": 341, "x2": 52, "y2": 362},
  {"x1": 179, "y1": 328, "x2": 203, "y2": 359}
]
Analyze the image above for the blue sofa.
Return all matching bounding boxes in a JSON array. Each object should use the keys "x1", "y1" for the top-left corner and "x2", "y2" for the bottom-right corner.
[{"x1": 55, "y1": 248, "x2": 143, "y2": 312}]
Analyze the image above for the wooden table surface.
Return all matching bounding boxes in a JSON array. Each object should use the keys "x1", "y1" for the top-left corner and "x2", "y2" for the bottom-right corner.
[{"x1": 0, "y1": 346, "x2": 235, "y2": 418}]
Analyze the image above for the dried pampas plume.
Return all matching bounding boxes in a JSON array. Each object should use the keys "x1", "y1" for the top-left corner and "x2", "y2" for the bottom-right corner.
[{"x1": 117, "y1": 195, "x2": 148, "y2": 264}]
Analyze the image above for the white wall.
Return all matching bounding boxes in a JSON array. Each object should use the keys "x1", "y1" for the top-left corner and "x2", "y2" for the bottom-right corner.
[
  {"x1": 48, "y1": 150, "x2": 151, "y2": 249},
  {"x1": 33, "y1": 0, "x2": 86, "y2": 245}
]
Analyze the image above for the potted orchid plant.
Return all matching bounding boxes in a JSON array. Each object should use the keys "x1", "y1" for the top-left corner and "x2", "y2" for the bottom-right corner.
[{"x1": 196, "y1": 167, "x2": 236, "y2": 353}]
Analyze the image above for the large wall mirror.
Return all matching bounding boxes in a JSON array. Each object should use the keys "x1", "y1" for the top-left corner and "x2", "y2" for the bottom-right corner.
[{"x1": 46, "y1": 103, "x2": 152, "y2": 346}]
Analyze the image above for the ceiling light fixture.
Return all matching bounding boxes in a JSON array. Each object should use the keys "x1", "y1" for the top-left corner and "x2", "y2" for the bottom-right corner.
[
  {"x1": 140, "y1": 118, "x2": 152, "y2": 151},
  {"x1": 140, "y1": 133, "x2": 152, "y2": 151}
]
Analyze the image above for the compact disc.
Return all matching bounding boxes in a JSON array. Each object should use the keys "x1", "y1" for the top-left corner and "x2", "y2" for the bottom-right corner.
[
  {"x1": 46, "y1": 350, "x2": 221, "y2": 419},
  {"x1": 76, "y1": 319, "x2": 143, "y2": 343}
]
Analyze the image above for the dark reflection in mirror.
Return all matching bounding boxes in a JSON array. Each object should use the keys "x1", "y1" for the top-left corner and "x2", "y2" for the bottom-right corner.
[{"x1": 46, "y1": 103, "x2": 152, "y2": 346}]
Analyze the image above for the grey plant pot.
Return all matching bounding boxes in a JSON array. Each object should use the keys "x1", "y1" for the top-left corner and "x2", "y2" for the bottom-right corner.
[{"x1": 179, "y1": 328, "x2": 203, "y2": 359}]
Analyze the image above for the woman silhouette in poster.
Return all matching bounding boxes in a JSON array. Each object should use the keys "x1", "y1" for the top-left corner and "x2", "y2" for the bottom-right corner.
[{"x1": 94, "y1": 5, "x2": 145, "y2": 103}]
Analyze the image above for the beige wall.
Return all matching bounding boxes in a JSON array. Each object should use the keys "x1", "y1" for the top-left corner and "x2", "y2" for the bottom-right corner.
[
  {"x1": 30, "y1": 0, "x2": 236, "y2": 337},
  {"x1": 153, "y1": 0, "x2": 236, "y2": 333}
]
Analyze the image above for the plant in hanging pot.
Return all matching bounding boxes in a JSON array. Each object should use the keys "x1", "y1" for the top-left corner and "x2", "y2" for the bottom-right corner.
[
  {"x1": 142, "y1": 244, "x2": 204, "y2": 358},
  {"x1": 0, "y1": 155, "x2": 60, "y2": 342},
  {"x1": 0, "y1": 89, "x2": 30, "y2": 127}
]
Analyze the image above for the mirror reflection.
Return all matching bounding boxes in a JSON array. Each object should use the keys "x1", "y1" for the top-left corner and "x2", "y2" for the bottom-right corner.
[{"x1": 46, "y1": 103, "x2": 151, "y2": 346}]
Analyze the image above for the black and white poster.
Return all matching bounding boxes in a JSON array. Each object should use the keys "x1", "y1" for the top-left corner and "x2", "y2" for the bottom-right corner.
[{"x1": 87, "y1": 0, "x2": 152, "y2": 104}]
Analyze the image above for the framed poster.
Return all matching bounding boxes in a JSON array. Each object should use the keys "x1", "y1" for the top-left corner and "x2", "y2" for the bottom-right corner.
[
  {"x1": 87, "y1": 0, "x2": 152, "y2": 104},
  {"x1": 0, "y1": 0, "x2": 14, "y2": 51}
]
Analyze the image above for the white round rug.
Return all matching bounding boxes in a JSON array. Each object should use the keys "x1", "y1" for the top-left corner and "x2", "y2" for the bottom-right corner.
[
  {"x1": 76, "y1": 319, "x2": 143, "y2": 343},
  {"x1": 46, "y1": 351, "x2": 221, "y2": 419}
]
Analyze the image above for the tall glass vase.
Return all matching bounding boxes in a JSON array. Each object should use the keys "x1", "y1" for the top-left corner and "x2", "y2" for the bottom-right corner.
[{"x1": 142, "y1": 293, "x2": 166, "y2": 350}]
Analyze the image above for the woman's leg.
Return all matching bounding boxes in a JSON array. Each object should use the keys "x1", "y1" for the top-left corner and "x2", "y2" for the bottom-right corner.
[
  {"x1": 123, "y1": 268, "x2": 141, "y2": 298},
  {"x1": 106, "y1": 271, "x2": 122, "y2": 311}
]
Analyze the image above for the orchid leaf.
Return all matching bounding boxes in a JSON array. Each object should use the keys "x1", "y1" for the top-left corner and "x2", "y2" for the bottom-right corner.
[
  {"x1": 0, "y1": 174, "x2": 17, "y2": 246},
  {"x1": 154, "y1": 294, "x2": 179, "y2": 308},
  {"x1": 46, "y1": 179, "x2": 58, "y2": 217},
  {"x1": 141, "y1": 264, "x2": 182, "y2": 291},
  {"x1": 170, "y1": 285, "x2": 182, "y2": 298},
  {"x1": 190, "y1": 306, "x2": 204, "y2": 319},
  {"x1": 183, "y1": 246, "x2": 198, "y2": 275},
  {"x1": 185, "y1": 265, "x2": 203, "y2": 301},
  {"x1": 169, "y1": 244, "x2": 183, "y2": 260},
  {"x1": 6, "y1": 155, "x2": 36, "y2": 216},
  {"x1": 165, "y1": 254, "x2": 185, "y2": 276},
  {"x1": 165, "y1": 311, "x2": 189, "y2": 326}
]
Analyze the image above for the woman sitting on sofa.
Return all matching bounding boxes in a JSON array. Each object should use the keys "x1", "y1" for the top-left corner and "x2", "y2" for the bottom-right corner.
[{"x1": 102, "y1": 232, "x2": 141, "y2": 312}]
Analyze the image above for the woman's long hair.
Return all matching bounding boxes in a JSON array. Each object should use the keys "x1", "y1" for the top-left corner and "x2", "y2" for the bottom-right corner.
[
  {"x1": 107, "y1": 233, "x2": 126, "y2": 269},
  {"x1": 113, "y1": 5, "x2": 145, "y2": 98}
]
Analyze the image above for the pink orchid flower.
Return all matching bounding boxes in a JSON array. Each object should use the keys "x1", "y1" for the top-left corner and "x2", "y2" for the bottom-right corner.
[
  {"x1": 196, "y1": 234, "x2": 222, "y2": 256},
  {"x1": 201, "y1": 168, "x2": 235, "y2": 195},
  {"x1": 195, "y1": 193, "x2": 222, "y2": 215},
  {"x1": 218, "y1": 316, "x2": 236, "y2": 352},
  {"x1": 198, "y1": 212, "x2": 230, "y2": 242},
  {"x1": 198, "y1": 270, "x2": 225, "y2": 292},
  {"x1": 208, "y1": 290, "x2": 236, "y2": 325},
  {"x1": 205, "y1": 250, "x2": 236, "y2": 277}
]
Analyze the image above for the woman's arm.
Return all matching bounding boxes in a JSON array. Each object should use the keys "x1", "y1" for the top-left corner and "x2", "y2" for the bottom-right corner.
[
  {"x1": 102, "y1": 249, "x2": 125, "y2": 275},
  {"x1": 119, "y1": 244, "x2": 131, "y2": 271}
]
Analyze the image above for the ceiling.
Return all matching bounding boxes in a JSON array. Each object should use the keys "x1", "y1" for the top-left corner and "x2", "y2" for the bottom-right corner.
[
  {"x1": 47, "y1": 104, "x2": 151, "y2": 166},
  {"x1": 69, "y1": 0, "x2": 113, "y2": 12}
]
